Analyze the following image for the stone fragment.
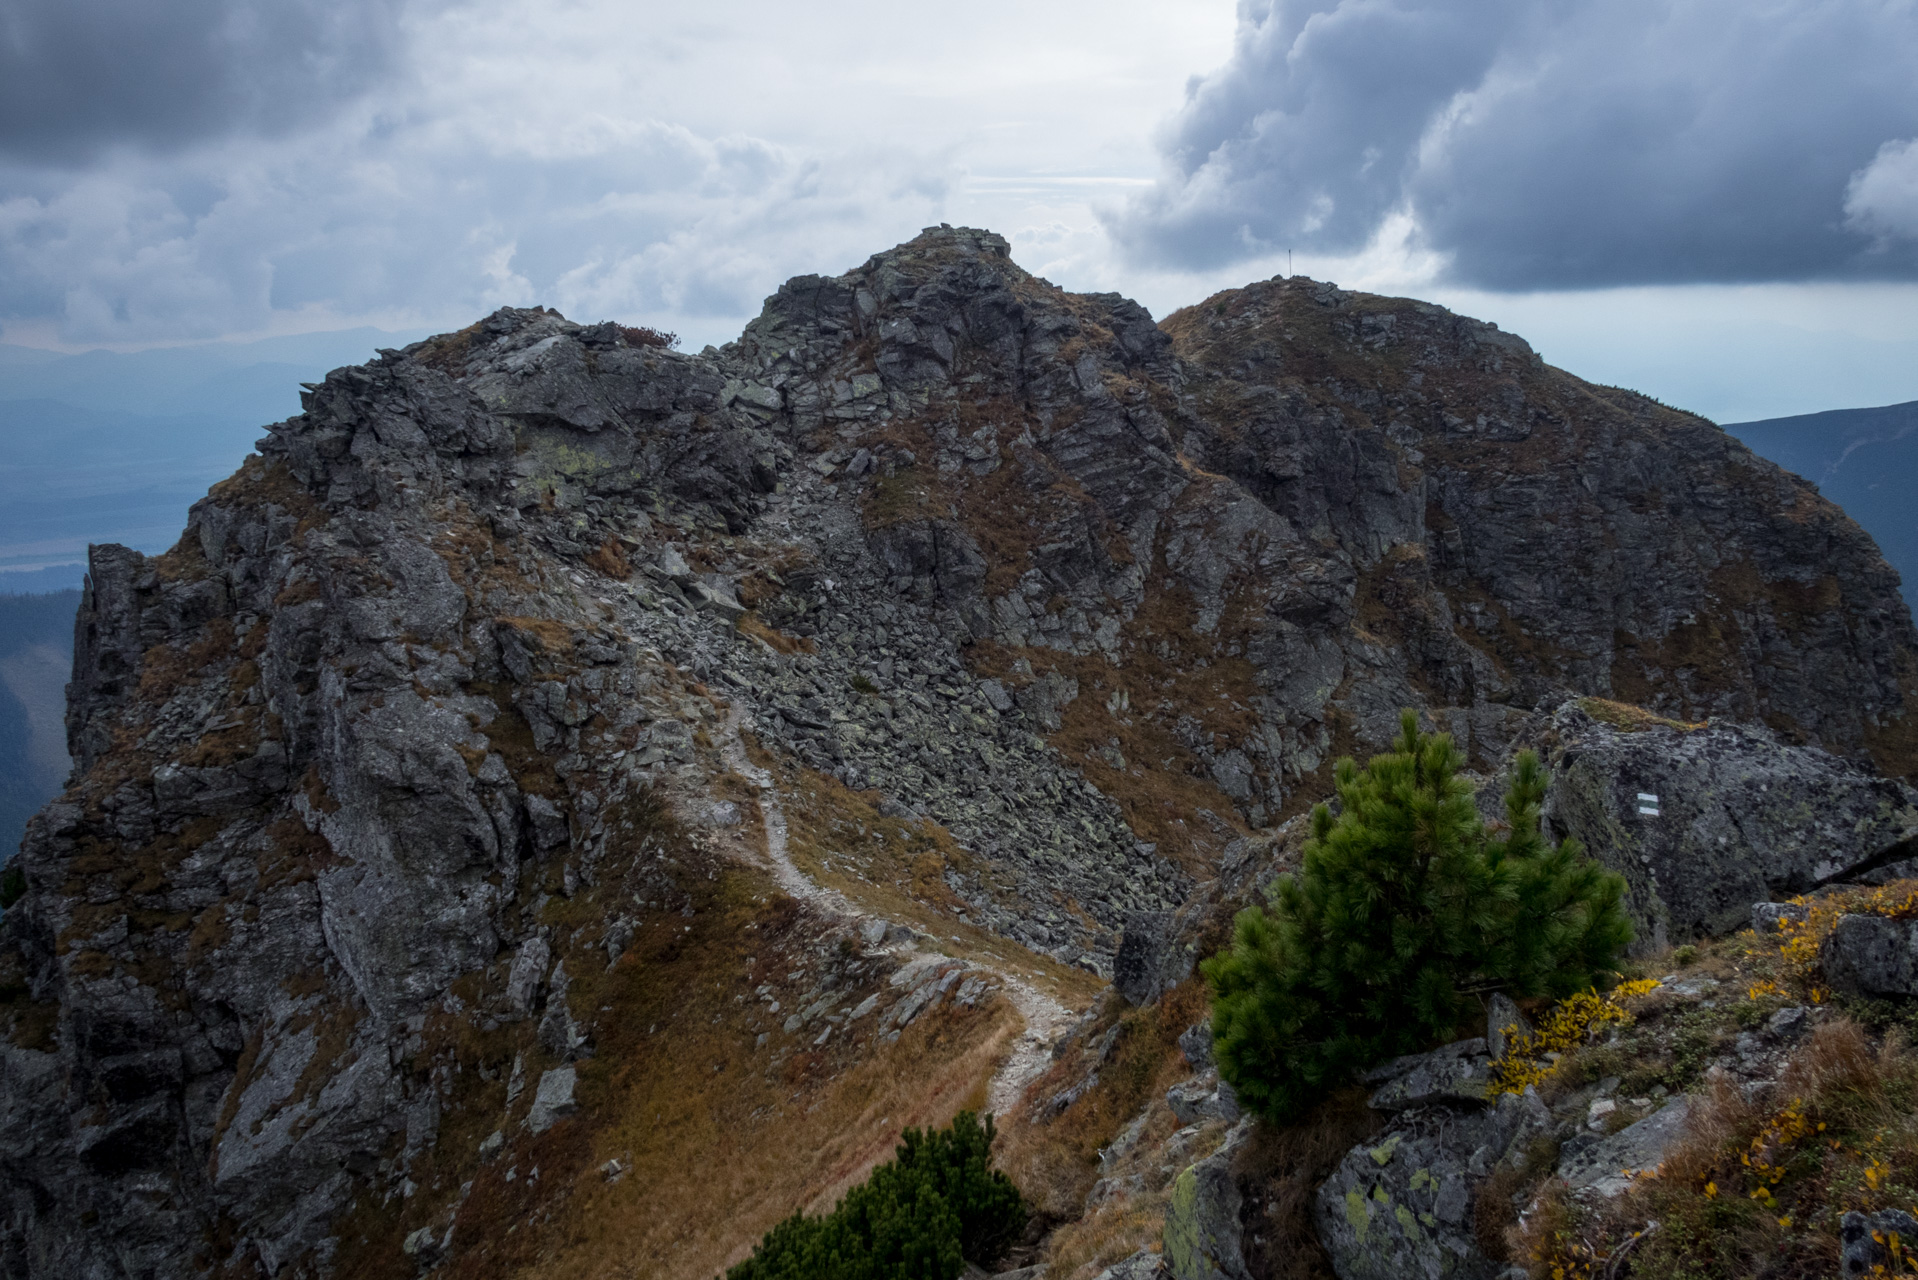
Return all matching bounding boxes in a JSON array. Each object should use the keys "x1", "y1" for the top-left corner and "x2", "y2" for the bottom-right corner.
[
  {"x1": 656, "y1": 546, "x2": 693, "y2": 581},
  {"x1": 525, "y1": 1067, "x2": 578, "y2": 1134},
  {"x1": 1093, "y1": 1253, "x2": 1168, "y2": 1280},
  {"x1": 1821, "y1": 913, "x2": 1918, "y2": 996},
  {"x1": 1557, "y1": 1096, "x2": 1692, "y2": 1197},
  {"x1": 1114, "y1": 911, "x2": 1190, "y2": 1006},
  {"x1": 1485, "y1": 992, "x2": 1530, "y2": 1062},
  {"x1": 1178, "y1": 1022, "x2": 1215, "y2": 1071},
  {"x1": 505, "y1": 937, "x2": 551, "y2": 1014},
  {"x1": 1840, "y1": 1207, "x2": 1918, "y2": 1276},
  {"x1": 1166, "y1": 1078, "x2": 1240, "y2": 1127},
  {"x1": 1163, "y1": 1124, "x2": 1251, "y2": 1280}
]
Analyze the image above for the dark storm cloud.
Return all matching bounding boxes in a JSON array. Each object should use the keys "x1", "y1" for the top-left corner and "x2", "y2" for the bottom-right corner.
[
  {"x1": 0, "y1": 0, "x2": 409, "y2": 163},
  {"x1": 1109, "y1": 0, "x2": 1918, "y2": 288}
]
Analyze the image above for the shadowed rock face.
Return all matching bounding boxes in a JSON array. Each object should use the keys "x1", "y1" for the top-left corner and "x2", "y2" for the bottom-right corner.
[{"x1": 0, "y1": 226, "x2": 1912, "y2": 1276}]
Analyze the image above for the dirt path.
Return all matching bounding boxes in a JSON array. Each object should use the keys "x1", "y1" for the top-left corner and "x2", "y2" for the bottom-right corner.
[{"x1": 718, "y1": 708, "x2": 1077, "y2": 1116}]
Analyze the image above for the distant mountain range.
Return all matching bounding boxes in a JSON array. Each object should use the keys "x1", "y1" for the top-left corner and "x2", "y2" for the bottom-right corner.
[
  {"x1": 0, "y1": 327, "x2": 427, "y2": 590},
  {"x1": 1724, "y1": 400, "x2": 1918, "y2": 612}
]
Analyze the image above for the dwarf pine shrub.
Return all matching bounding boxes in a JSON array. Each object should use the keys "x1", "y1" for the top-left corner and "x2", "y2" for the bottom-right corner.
[
  {"x1": 1205, "y1": 711, "x2": 1633, "y2": 1123},
  {"x1": 724, "y1": 1111, "x2": 1026, "y2": 1280}
]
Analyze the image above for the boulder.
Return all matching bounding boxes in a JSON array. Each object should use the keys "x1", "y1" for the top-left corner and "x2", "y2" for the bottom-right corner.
[
  {"x1": 1821, "y1": 913, "x2": 1918, "y2": 997},
  {"x1": 1841, "y1": 1208, "x2": 1918, "y2": 1276},
  {"x1": 1163, "y1": 1123, "x2": 1252, "y2": 1280},
  {"x1": 1114, "y1": 911, "x2": 1192, "y2": 1006},
  {"x1": 1556, "y1": 1096, "x2": 1693, "y2": 1197},
  {"x1": 526, "y1": 1066, "x2": 578, "y2": 1134},
  {"x1": 1751, "y1": 901, "x2": 1810, "y2": 936},
  {"x1": 1315, "y1": 1089, "x2": 1547, "y2": 1280},
  {"x1": 1166, "y1": 1077, "x2": 1241, "y2": 1127},
  {"x1": 1093, "y1": 1254, "x2": 1167, "y2": 1280},
  {"x1": 1178, "y1": 1023, "x2": 1215, "y2": 1071},
  {"x1": 1534, "y1": 702, "x2": 1918, "y2": 947}
]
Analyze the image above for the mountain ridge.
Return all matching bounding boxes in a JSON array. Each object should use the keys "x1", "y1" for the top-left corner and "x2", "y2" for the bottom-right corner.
[{"x1": 0, "y1": 225, "x2": 1912, "y2": 1278}]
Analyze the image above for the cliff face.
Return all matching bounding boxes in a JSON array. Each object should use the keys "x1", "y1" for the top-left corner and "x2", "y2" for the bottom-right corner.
[{"x1": 0, "y1": 226, "x2": 1913, "y2": 1277}]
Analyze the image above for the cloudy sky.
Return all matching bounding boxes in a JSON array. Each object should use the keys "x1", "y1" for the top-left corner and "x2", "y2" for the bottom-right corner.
[{"x1": 4, "y1": 0, "x2": 1918, "y2": 422}]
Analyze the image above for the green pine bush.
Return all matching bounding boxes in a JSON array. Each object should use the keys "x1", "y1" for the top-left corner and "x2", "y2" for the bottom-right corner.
[
  {"x1": 1205, "y1": 711, "x2": 1633, "y2": 1123},
  {"x1": 724, "y1": 1111, "x2": 1026, "y2": 1280}
]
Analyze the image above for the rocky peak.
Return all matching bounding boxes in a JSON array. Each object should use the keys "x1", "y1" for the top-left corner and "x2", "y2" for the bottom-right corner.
[{"x1": 0, "y1": 226, "x2": 1913, "y2": 1277}]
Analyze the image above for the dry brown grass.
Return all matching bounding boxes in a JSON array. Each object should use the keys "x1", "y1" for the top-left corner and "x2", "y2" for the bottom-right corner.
[
  {"x1": 996, "y1": 982, "x2": 1209, "y2": 1225},
  {"x1": 737, "y1": 613, "x2": 815, "y2": 655},
  {"x1": 1574, "y1": 696, "x2": 1708, "y2": 733},
  {"x1": 583, "y1": 537, "x2": 631, "y2": 580},
  {"x1": 331, "y1": 815, "x2": 1030, "y2": 1280},
  {"x1": 1042, "y1": 1196, "x2": 1172, "y2": 1280},
  {"x1": 1234, "y1": 1088, "x2": 1383, "y2": 1280},
  {"x1": 1510, "y1": 1016, "x2": 1918, "y2": 1280}
]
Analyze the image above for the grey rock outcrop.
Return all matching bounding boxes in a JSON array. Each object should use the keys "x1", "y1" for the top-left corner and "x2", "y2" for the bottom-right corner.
[
  {"x1": 1166, "y1": 1076, "x2": 1240, "y2": 1127},
  {"x1": 1752, "y1": 900, "x2": 1811, "y2": 936},
  {"x1": 1484, "y1": 992, "x2": 1529, "y2": 1062},
  {"x1": 1163, "y1": 1122, "x2": 1252, "y2": 1280},
  {"x1": 1821, "y1": 913, "x2": 1918, "y2": 996},
  {"x1": 1361, "y1": 1039, "x2": 1494, "y2": 1112},
  {"x1": 1533, "y1": 701, "x2": 1918, "y2": 945},
  {"x1": 1115, "y1": 910, "x2": 1195, "y2": 1005}
]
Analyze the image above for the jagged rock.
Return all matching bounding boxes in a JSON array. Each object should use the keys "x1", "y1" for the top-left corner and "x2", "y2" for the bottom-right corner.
[
  {"x1": 1485, "y1": 993, "x2": 1530, "y2": 1062},
  {"x1": 1315, "y1": 1090, "x2": 1545, "y2": 1280},
  {"x1": 1535, "y1": 702, "x2": 1918, "y2": 947},
  {"x1": 505, "y1": 936, "x2": 552, "y2": 1014},
  {"x1": 1166, "y1": 1076, "x2": 1241, "y2": 1126},
  {"x1": 1362, "y1": 1039, "x2": 1494, "y2": 1111},
  {"x1": 1821, "y1": 913, "x2": 1918, "y2": 996},
  {"x1": 1093, "y1": 1254, "x2": 1166, "y2": 1280},
  {"x1": 1557, "y1": 1096, "x2": 1692, "y2": 1197},
  {"x1": 1178, "y1": 1022, "x2": 1215, "y2": 1071},
  {"x1": 1841, "y1": 1207, "x2": 1918, "y2": 1276},
  {"x1": 1163, "y1": 1122, "x2": 1252, "y2": 1280},
  {"x1": 1115, "y1": 910, "x2": 1193, "y2": 1006},
  {"x1": 526, "y1": 1066, "x2": 578, "y2": 1134}
]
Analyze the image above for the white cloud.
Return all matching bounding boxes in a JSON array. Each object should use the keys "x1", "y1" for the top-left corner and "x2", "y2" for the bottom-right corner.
[
  {"x1": 0, "y1": 0, "x2": 1239, "y2": 347},
  {"x1": 1847, "y1": 138, "x2": 1918, "y2": 246}
]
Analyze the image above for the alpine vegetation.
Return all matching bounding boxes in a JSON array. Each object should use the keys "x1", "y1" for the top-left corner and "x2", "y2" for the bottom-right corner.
[
  {"x1": 1205, "y1": 712, "x2": 1634, "y2": 1122},
  {"x1": 725, "y1": 1111, "x2": 1027, "y2": 1280}
]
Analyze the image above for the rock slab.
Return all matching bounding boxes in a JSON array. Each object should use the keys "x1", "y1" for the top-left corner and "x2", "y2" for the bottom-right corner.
[{"x1": 1821, "y1": 913, "x2": 1918, "y2": 997}]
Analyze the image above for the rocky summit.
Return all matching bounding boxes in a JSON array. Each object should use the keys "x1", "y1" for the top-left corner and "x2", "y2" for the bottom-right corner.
[{"x1": 1, "y1": 226, "x2": 1915, "y2": 1279}]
